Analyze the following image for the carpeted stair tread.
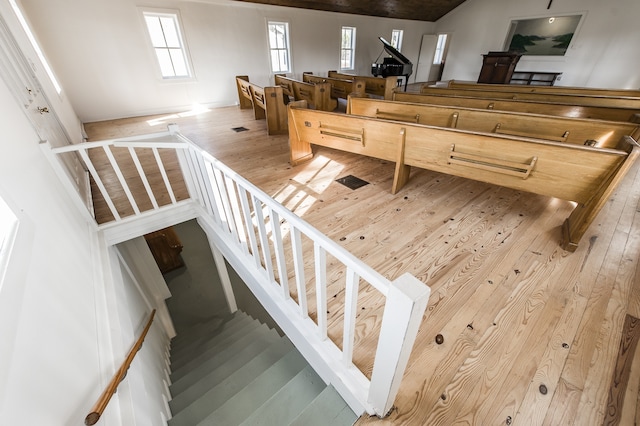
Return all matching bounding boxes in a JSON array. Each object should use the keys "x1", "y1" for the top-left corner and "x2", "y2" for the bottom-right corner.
[
  {"x1": 170, "y1": 318, "x2": 265, "y2": 381},
  {"x1": 167, "y1": 309, "x2": 360, "y2": 426},
  {"x1": 170, "y1": 313, "x2": 255, "y2": 369},
  {"x1": 190, "y1": 349, "x2": 308, "y2": 426},
  {"x1": 170, "y1": 323, "x2": 279, "y2": 390},
  {"x1": 289, "y1": 385, "x2": 358, "y2": 426},
  {"x1": 169, "y1": 347, "x2": 305, "y2": 426},
  {"x1": 170, "y1": 312, "x2": 239, "y2": 348},
  {"x1": 170, "y1": 311, "x2": 252, "y2": 360},
  {"x1": 239, "y1": 364, "x2": 327, "y2": 426},
  {"x1": 169, "y1": 335, "x2": 294, "y2": 413},
  {"x1": 332, "y1": 404, "x2": 361, "y2": 426}
]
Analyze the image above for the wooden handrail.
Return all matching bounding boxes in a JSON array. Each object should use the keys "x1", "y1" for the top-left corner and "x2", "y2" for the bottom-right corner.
[{"x1": 85, "y1": 309, "x2": 156, "y2": 425}]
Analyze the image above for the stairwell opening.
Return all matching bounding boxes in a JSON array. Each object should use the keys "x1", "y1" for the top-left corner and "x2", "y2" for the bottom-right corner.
[{"x1": 159, "y1": 219, "x2": 282, "y2": 336}]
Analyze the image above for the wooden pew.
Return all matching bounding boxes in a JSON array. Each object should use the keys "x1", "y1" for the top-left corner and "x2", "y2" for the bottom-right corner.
[
  {"x1": 328, "y1": 70, "x2": 397, "y2": 100},
  {"x1": 447, "y1": 79, "x2": 640, "y2": 98},
  {"x1": 288, "y1": 101, "x2": 640, "y2": 251},
  {"x1": 419, "y1": 86, "x2": 640, "y2": 109},
  {"x1": 347, "y1": 97, "x2": 640, "y2": 148},
  {"x1": 393, "y1": 91, "x2": 640, "y2": 123},
  {"x1": 302, "y1": 72, "x2": 366, "y2": 100},
  {"x1": 274, "y1": 74, "x2": 337, "y2": 111},
  {"x1": 235, "y1": 75, "x2": 288, "y2": 135}
]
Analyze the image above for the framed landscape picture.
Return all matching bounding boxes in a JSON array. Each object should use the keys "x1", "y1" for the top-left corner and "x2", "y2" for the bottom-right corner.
[{"x1": 504, "y1": 14, "x2": 583, "y2": 56}]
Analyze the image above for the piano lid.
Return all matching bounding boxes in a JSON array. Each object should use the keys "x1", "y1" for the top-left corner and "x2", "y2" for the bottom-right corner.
[{"x1": 378, "y1": 37, "x2": 412, "y2": 65}]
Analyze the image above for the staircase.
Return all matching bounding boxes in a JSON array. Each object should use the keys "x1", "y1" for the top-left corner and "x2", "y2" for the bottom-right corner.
[{"x1": 167, "y1": 311, "x2": 358, "y2": 426}]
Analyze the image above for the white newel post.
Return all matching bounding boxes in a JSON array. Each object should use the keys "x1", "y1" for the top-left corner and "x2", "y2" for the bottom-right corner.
[{"x1": 367, "y1": 272, "x2": 430, "y2": 417}]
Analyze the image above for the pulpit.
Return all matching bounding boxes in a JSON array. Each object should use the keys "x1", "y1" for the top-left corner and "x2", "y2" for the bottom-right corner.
[{"x1": 477, "y1": 51, "x2": 521, "y2": 84}]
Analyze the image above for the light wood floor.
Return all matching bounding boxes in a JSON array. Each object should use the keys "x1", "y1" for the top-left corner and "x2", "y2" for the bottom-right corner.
[{"x1": 84, "y1": 104, "x2": 640, "y2": 425}]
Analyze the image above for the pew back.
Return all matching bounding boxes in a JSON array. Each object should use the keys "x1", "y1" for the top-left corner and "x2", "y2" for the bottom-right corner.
[
  {"x1": 236, "y1": 75, "x2": 256, "y2": 111},
  {"x1": 289, "y1": 106, "x2": 626, "y2": 204},
  {"x1": 235, "y1": 75, "x2": 288, "y2": 135},
  {"x1": 420, "y1": 86, "x2": 640, "y2": 109},
  {"x1": 347, "y1": 97, "x2": 640, "y2": 148},
  {"x1": 393, "y1": 92, "x2": 640, "y2": 123},
  {"x1": 275, "y1": 74, "x2": 337, "y2": 111},
  {"x1": 448, "y1": 80, "x2": 640, "y2": 98},
  {"x1": 328, "y1": 70, "x2": 397, "y2": 100},
  {"x1": 302, "y1": 73, "x2": 366, "y2": 99}
]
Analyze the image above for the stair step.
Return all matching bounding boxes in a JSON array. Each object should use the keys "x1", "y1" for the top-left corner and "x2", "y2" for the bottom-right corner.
[
  {"x1": 170, "y1": 313, "x2": 255, "y2": 369},
  {"x1": 170, "y1": 324, "x2": 280, "y2": 392},
  {"x1": 170, "y1": 311, "x2": 252, "y2": 360},
  {"x1": 289, "y1": 385, "x2": 358, "y2": 426},
  {"x1": 169, "y1": 335, "x2": 294, "y2": 413},
  {"x1": 170, "y1": 348, "x2": 307, "y2": 426},
  {"x1": 239, "y1": 364, "x2": 327, "y2": 426},
  {"x1": 170, "y1": 312, "x2": 237, "y2": 347},
  {"x1": 171, "y1": 317, "x2": 266, "y2": 378},
  {"x1": 171, "y1": 320, "x2": 265, "y2": 381}
]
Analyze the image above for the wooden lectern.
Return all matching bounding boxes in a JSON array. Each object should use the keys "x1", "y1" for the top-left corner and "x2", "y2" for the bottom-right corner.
[{"x1": 477, "y1": 51, "x2": 522, "y2": 84}]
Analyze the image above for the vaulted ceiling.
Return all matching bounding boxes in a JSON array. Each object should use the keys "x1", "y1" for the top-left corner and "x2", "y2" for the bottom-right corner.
[{"x1": 233, "y1": 0, "x2": 468, "y2": 22}]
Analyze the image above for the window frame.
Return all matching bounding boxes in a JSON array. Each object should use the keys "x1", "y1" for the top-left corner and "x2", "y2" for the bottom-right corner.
[
  {"x1": 0, "y1": 195, "x2": 19, "y2": 295},
  {"x1": 340, "y1": 26, "x2": 356, "y2": 71},
  {"x1": 267, "y1": 20, "x2": 292, "y2": 74},
  {"x1": 391, "y1": 29, "x2": 404, "y2": 51},
  {"x1": 141, "y1": 8, "x2": 193, "y2": 80},
  {"x1": 433, "y1": 33, "x2": 448, "y2": 65}
]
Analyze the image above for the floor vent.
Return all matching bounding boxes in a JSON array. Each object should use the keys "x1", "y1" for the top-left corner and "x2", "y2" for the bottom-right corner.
[
  {"x1": 336, "y1": 175, "x2": 369, "y2": 190},
  {"x1": 231, "y1": 126, "x2": 249, "y2": 132}
]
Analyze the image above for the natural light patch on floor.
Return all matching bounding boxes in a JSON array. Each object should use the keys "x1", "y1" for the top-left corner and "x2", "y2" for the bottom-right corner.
[
  {"x1": 146, "y1": 104, "x2": 211, "y2": 126},
  {"x1": 292, "y1": 154, "x2": 345, "y2": 193},
  {"x1": 271, "y1": 154, "x2": 346, "y2": 217}
]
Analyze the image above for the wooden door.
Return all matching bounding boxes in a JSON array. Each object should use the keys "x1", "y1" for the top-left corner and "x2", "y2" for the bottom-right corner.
[
  {"x1": 414, "y1": 34, "x2": 437, "y2": 83},
  {"x1": 144, "y1": 227, "x2": 185, "y2": 274},
  {"x1": 0, "y1": 4, "x2": 89, "y2": 210}
]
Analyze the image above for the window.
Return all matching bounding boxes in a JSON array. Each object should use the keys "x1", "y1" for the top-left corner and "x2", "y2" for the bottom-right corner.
[
  {"x1": 143, "y1": 11, "x2": 191, "y2": 78},
  {"x1": 433, "y1": 34, "x2": 448, "y2": 65},
  {"x1": 391, "y1": 29, "x2": 403, "y2": 51},
  {"x1": 267, "y1": 21, "x2": 291, "y2": 73},
  {"x1": 0, "y1": 196, "x2": 18, "y2": 293},
  {"x1": 340, "y1": 26, "x2": 356, "y2": 70}
]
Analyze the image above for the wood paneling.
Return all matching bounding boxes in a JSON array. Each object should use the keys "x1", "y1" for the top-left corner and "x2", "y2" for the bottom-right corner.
[
  {"x1": 232, "y1": 0, "x2": 467, "y2": 22},
  {"x1": 84, "y1": 104, "x2": 640, "y2": 425}
]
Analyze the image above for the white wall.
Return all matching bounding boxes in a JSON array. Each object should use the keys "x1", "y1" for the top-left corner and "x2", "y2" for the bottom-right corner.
[
  {"x1": 111, "y1": 247, "x2": 172, "y2": 426},
  {"x1": 0, "y1": 0, "x2": 83, "y2": 144},
  {"x1": 18, "y1": 0, "x2": 433, "y2": 122},
  {"x1": 0, "y1": 24, "x2": 173, "y2": 423},
  {"x1": 435, "y1": 0, "x2": 640, "y2": 89},
  {"x1": 0, "y1": 68, "x2": 101, "y2": 424}
]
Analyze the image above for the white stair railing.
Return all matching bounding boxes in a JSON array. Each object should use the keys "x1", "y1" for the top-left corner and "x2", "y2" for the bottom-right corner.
[{"x1": 42, "y1": 126, "x2": 431, "y2": 417}]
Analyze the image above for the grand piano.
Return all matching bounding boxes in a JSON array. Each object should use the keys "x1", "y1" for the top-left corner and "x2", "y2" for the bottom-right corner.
[{"x1": 371, "y1": 37, "x2": 413, "y2": 91}]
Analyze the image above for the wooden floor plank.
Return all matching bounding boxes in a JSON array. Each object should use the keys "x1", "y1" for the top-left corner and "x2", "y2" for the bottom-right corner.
[
  {"x1": 572, "y1": 232, "x2": 640, "y2": 425},
  {"x1": 515, "y1": 288, "x2": 589, "y2": 425},
  {"x1": 605, "y1": 314, "x2": 640, "y2": 425}
]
